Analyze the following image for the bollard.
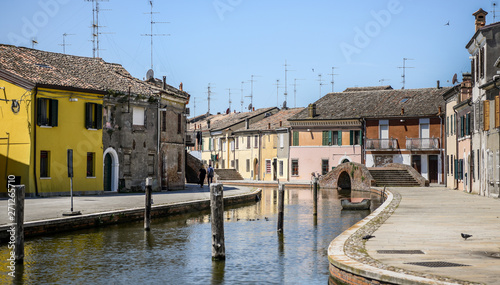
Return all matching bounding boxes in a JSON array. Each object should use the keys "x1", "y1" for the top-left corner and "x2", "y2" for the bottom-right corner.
[
  {"x1": 14, "y1": 185, "x2": 24, "y2": 263},
  {"x1": 313, "y1": 177, "x2": 318, "y2": 216},
  {"x1": 210, "y1": 183, "x2": 225, "y2": 260},
  {"x1": 277, "y1": 184, "x2": 285, "y2": 232},
  {"x1": 144, "y1": 177, "x2": 152, "y2": 231}
]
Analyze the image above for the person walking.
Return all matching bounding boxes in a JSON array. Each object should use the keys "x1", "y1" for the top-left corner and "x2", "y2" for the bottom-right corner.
[
  {"x1": 199, "y1": 166, "x2": 207, "y2": 188},
  {"x1": 207, "y1": 164, "x2": 214, "y2": 187}
]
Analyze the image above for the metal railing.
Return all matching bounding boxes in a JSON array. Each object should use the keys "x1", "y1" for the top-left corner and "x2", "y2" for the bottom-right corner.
[
  {"x1": 406, "y1": 137, "x2": 440, "y2": 150},
  {"x1": 365, "y1": 138, "x2": 398, "y2": 150}
]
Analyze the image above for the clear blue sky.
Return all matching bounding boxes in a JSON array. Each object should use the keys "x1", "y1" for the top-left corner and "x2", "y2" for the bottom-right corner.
[{"x1": 0, "y1": 0, "x2": 496, "y2": 116}]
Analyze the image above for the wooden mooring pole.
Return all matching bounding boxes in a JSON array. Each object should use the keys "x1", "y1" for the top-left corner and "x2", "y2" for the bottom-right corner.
[
  {"x1": 210, "y1": 183, "x2": 225, "y2": 260},
  {"x1": 277, "y1": 184, "x2": 285, "y2": 232},
  {"x1": 144, "y1": 178, "x2": 152, "y2": 231},
  {"x1": 313, "y1": 177, "x2": 318, "y2": 216},
  {"x1": 13, "y1": 185, "x2": 24, "y2": 263}
]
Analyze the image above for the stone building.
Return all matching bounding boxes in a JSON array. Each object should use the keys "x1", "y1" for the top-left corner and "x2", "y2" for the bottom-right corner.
[{"x1": 467, "y1": 8, "x2": 500, "y2": 196}]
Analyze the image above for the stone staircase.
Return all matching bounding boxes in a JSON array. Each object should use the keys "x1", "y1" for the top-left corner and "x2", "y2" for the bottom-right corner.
[
  {"x1": 214, "y1": 169, "x2": 244, "y2": 181},
  {"x1": 368, "y1": 168, "x2": 421, "y2": 187}
]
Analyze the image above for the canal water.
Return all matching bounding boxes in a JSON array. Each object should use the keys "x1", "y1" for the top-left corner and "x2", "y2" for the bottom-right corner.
[{"x1": 0, "y1": 187, "x2": 380, "y2": 285}]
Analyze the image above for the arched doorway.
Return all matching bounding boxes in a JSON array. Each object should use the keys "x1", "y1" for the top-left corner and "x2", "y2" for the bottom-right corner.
[
  {"x1": 338, "y1": 171, "x2": 351, "y2": 190},
  {"x1": 103, "y1": 148, "x2": 119, "y2": 192}
]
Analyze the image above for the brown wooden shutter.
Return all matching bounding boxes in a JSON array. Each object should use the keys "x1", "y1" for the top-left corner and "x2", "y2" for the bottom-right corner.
[
  {"x1": 496, "y1": 95, "x2": 500, "y2": 128},
  {"x1": 484, "y1": 100, "x2": 490, "y2": 131}
]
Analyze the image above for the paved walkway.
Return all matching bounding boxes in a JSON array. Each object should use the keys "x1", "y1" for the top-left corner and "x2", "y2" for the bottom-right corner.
[
  {"x1": 332, "y1": 186, "x2": 500, "y2": 285},
  {"x1": 0, "y1": 183, "x2": 255, "y2": 225}
]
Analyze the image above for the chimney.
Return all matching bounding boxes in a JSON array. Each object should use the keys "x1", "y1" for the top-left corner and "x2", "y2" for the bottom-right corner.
[
  {"x1": 163, "y1": 76, "x2": 167, "y2": 90},
  {"x1": 207, "y1": 119, "x2": 211, "y2": 129},
  {"x1": 473, "y1": 8, "x2": 488, "y2": 32},
  {"x1": 179, "y1": 82, "x2": 183, "y2": 91},
  {"x1": 436, "y1": 80, "x2": 440, "y2": 89},
  {"x1": 245, "y1": 118, "x2": 250, "y2": 129},
  {"x1": 308, "y1": 103, "x2": 317, "y2": 118},
  {"x1": 438, "y1": 106, "x2": 442, "y2": 115},
  {"x1": 279, "y1": 121, "x2": 282, "y2": 127},
  {"x1": 252, "y1": 107, "x2": 255, "y2": 111},
  {"x1": 401, "y1": 108, "x2": 404, "y2": 115},
  {"x1": 460, "y1": 72, "x2": 473, "y2": 101},
  {"x1": 268, "y1": 123, "x2": 271, "y2": 130}
]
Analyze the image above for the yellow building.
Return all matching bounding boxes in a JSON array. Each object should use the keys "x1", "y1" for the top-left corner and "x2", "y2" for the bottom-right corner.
[{"x1": 0, "y1": 45, "x2": 105, "y2": 196}]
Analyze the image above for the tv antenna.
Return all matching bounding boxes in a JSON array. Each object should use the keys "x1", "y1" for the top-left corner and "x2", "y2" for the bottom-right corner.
[
  {"x1": 193, "y1": 97, "x2": 196, "y2": 118},
  {"x1": 283, "y1": 60, "x2": 294, "y2": 107},
  {"x1": 59, "y1": 33, "x2": 75, "y2": 54},
  {"x1": 226, "y1": 88, "x2": 232, "y2": 112},
  {"x1": 492, "y1": 2, "x2": 498, "y2": 22},
  {"x1": 317, "y1": 74, "x2": 326, "y2": 99},
  {"x1": 31, "y1": 38, "x2": 38, "y2": 49},
  {"x1": 142, "y1": 1, "x2": 170, "y2": 71},
  {"x1": 206, "y1": 83, "x2": 215, "y2": 115},
  {"x1": 379, "y1": 78, "x2": 390, "y2": 85},
  {"x1": 86, "y1": 0, "x2": 110, "y2": 58},
  {"x1": 274, "y1": 79, "x2": 281, "y2": 108},
  {"x1": 293, "y1": 78, "x2": 305, "y2": 108},
  {"x1": 398, "y1": 58, "x2": 414, "y2": 89},
  {"x1": 245, "y1": 75, "x2": 261, "y2": 110},
  {"x1": 328, "y1": 66, "x2": 339, "y2": 92},
  {"x1": 240, "y1": 81, "x2": 245, "y2": 112}
]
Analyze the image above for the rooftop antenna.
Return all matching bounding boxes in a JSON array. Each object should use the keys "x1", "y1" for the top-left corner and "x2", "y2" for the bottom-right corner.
[
  {"x1": 207, "y1": 83, "x2": 214, "y2": 115},
  {"x1": 398, "y1": 58, "x2": 414, "y2": 89},
  {"x1": 31, "y1": 38, "x2": 38, "y2": 49},
  {"x1": 193, "y1": 97, "x2": 196, "y2": 118},
  {"x1": 492, "y1": 2, "x2": 498, "y2": 22},
  {"x1": 226, "y1": 88, "x2": 232, "y2": 112},
  {"x1": 379, "y1": 78, "x2": 390, "y2": 85},
  {"x1": 59, "y1": 33, "x2": 75, "y2": 54},
  {"x1": 283, "y1": 60, "x2": 294, "y2": 108},
  {"x1": 317, "y1": 74, "x2": 326, "y2": 99},
  {"x1": 142, "y1": 1, "x2": 170, "y2": 71},
  {"x1": 293, "y1": 78, "x2": 305, "y2": 108},
  {"x1": 328, "y1": 66, "x2": 339, "y2": 92},
  {"x1": 240, "y1": 81, "x2": 245, "y2": 112},
  {"x1": 245, "y1": 75, "x2": 261, "y2": 110},
  {"x1": 274, "y1": 79, "x2": 281, "y2": 108},
  {"x1": 86, "y1": 0, "x2": 110, "y2": 58}
]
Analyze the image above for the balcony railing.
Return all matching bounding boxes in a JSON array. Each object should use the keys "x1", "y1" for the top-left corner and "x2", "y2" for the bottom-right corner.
[
  {"x1": 406, "y1": 137, "x2": 440, "y2": 150},
  {"x1": 365, "y1": 138, "x2": 398, "y2": 150}
]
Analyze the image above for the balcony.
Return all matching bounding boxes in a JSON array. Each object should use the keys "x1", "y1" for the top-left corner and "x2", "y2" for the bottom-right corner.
[
  {"x1": 406, "y1": 137, "x2": 440, "y2": 150},
  {"x1": 365, "y1": 138, "x2": 398, "y2": 150}
]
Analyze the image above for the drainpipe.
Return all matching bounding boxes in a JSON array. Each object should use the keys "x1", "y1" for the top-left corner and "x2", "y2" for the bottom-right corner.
[
  {"x1": 258, "y1": 130, "x2": 262, "y2": 181},
  {"x1": 1, "y1": 133, "x2": 9, "y2": 184},
  {"x1": 157, "y1": 94, "x2": 161, "y2": 191},
  {"x1": 361, "y1": 118, "x2": 366, "y2": 165},
  {"x1": 33, "y1": 87, "x2": 39, "y2": 196},
  {"x1": 438, "y1": 107, "x2": 443, "y2": 185},
  {"x1": 453, "y1": 108, "x2": 458, "y2": 190}
]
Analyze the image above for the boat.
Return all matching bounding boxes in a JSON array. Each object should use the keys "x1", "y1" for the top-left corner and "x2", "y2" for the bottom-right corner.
[{"x1": 341, "y1": 198, "x2": 371, "y2": 210}]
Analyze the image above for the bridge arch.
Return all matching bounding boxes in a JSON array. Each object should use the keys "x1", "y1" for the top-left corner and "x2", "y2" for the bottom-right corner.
[{"x1": 318, "y1": 162, "x2": 374, "y2": 191}]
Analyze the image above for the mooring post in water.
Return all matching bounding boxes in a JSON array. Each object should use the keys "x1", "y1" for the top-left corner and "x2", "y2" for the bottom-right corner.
[
  {"x1": 277, "y1": 183, "x2": 285, "y2": 232},
  {"x1": 14, "y1": 185, "x2": 24, "y2": 263},
  {"x1": 313, "y1": 177, "x2": 318, "y2": 216},
  {"x1": 210, "y1": 183, "x2": 225, "y2": 260},
  {"x1": 144, "y1": 177, "x2": 152, "y2": 231}
]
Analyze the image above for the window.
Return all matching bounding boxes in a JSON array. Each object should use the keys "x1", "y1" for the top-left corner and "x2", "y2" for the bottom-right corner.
[
  {"x1": 495, "y1": 96, "x2": 500, "y2": 128},
  {"x1": 292, "y1": 131, "x2": 299, "y2": 146},
  {"x1": 321, "y1": 159, "x2": 329, "y2": 175},
  {"x1": 87, "y1": 152, "x2": 95, "y2": 177},
  {"x1": 235, "y1": 136, "x2": 239, "y2": 149},
  {"x1": 322, "y1": 131, "x2": 333, "y2": 146},
  {"x1": 480, "y1": 47, "x2": 485, "y2": 79},
  {"x1": 177, "y1": 113, "x2": 182, "y2": 134},
  {"x1": 279, "y1": 160, "x2": 283, "y2": 176},
  {"x1": 37, "y1": 98, "x2": 58, "y2": 127},
  {"x1": 450, "y1": 154, "x2": 453, "y2": 176},
  {"x1": 209, "y1": 138, "x2": 213, "y2": 151},
  {"x1": 446, "y1": 155, "x2": 449, "y2": 174},
  {"x1": 484, "y1": 100, "x2": 490, "y2": 131},
  {"x1": 178, "y1": 153, "x2": 182, "y2": 172},
  {"x1": 279, "y1": 134, "x2": 284, "y2": 148},
  {"x1": 466, "y1": 113, "x2": 471, "y2": 136},
  {"x1": 291, "y1": 159, "x2": 299, "y2": 176},
  {"x1": 471, "y1": 58, "x2": 475, "y2": 85},
  {"x1": 333, "y1": 131, "x2": 342, "y2": 146},
  {"x1": 265, "y1": 159, "x2": 272, "y2": 174},
  {"x1": 40, "y1": 150, "x2": 50, "y2": 178},
  {"x1": 231, "y1": 160, "x2": 235, "y2": 168},
  {"x1": 247, "y1": 136, "x2": 251, "y2": 149},
  {"x1": 230, "y1": 140, "x2": 234, "y2": 151},
  {"x1": 84, "y1": 103, "x2": 102, "y2": 129},
  {"x1": 148, "y1": 154, "x2": 155, "y2": 175},
  {"x1": 446, "y1": 116, "x2": 449, "y2": 136},
  {"x1": 246, "y1": 159, "x2": 250, "y2": 172},
  {"x1": 349, "y1": 130, "x2": 362, "y2": 145},
  {"x1": 223, "y1": 140, "x2": 227, "y2": 152},
  {"x1": 221, "y1": 159, "x2": 225, "y2": 169},
  {"x1": 235, "y1": 159, "x2": 239, "y2": 171},
  {"x1": 132, "y1": 106, "x2": 145, "y2": 126},
  {"x1": 124, "y1": 153, "x2": 131, "y2": 175},
  {"x1": 471, "y1": 151, "x2": 475, "y2": 181},
  {"x1": 161, "y1": 111, "x2": 167, "y2": 132},
  {"x1": 254, "y1": 135, "x2": 258, "y2": 148}
]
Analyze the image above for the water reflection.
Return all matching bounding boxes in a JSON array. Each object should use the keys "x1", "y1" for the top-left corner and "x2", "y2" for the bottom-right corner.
[{"x1": 0, "y1": 187, "x2": 380, "y2": 285}]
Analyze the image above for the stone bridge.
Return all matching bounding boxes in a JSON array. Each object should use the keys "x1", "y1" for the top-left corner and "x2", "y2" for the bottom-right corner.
[{"x1": 319, "y1": 162, "x2": 374, "y2": 191}]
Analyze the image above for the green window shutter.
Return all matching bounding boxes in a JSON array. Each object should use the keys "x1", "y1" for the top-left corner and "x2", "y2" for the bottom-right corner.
[
  {"x1": 328, "y1": 131, "x2": 332, "y2": 145},
  {"x1": 209, "y1": 138, "x2": 212, "y2": 150},
  {"x1": 85, "y1": 103, "x2": 92, "y2": 129},
  {"x1": 466, "y1": 113, "x2": 470, "y2": 135},
  {"x1": 337, "y1": 131, "x2": 342, "y2": 146},
  {"x1": 95, "y1": 104, "x2": 103, "y2": 129},
  {"x1": 359, "y1": 130, "x2": 363, "y2": 145},
  {"x1": 293, "y1": 131, "x2": 299, "y2": 146},
  {"x1": 37, "y1": 98, "x2": 43, "y2": 126},
  {"x1": 349, "y1": 130, "x2": 354, "y2": 145},
  {"x1": 322, "y1": 131, "x2": 328, "y2": 146},
  {"x1": 49, "y1": 99, "x2": 58, "y2": 127},
  {"x1": 454, "y1": 159, "x2": 457, "y2": 179}
]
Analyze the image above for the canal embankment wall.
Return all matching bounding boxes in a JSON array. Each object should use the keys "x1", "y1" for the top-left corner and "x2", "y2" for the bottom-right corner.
[{"x1": 0, "y1": 188, "x2": 262, "y2": 243}]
